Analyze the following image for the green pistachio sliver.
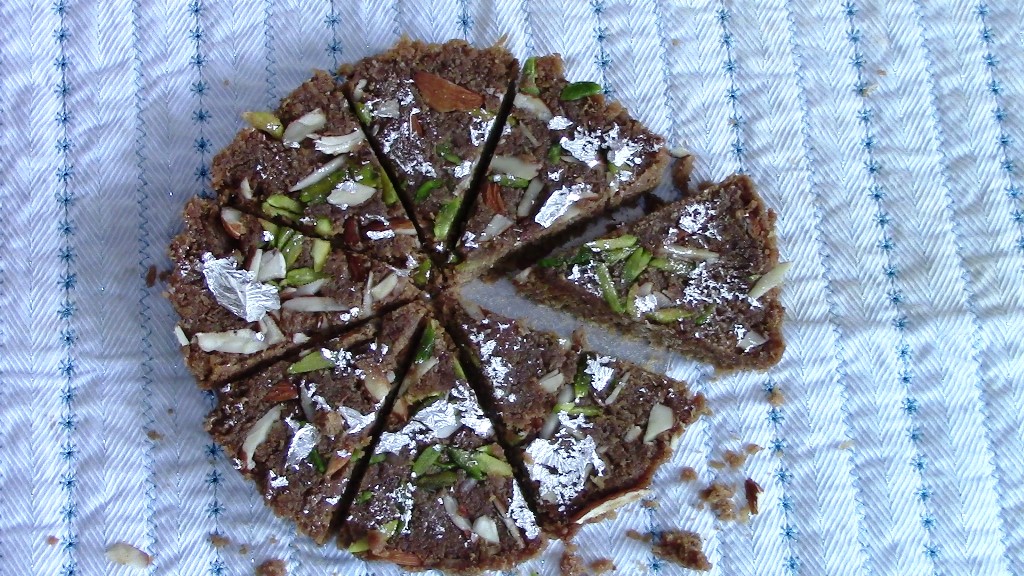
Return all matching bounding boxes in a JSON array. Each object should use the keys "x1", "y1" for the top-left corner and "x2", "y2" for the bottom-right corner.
[
  {"x1": 380, "y1": 168, "x2": 398, "y2": 206},
  {"x1": 412, "y1": 445, "x2": 444, "y2": 476},
  {"x1": 356, "y1": 490, "x2": 373, "y2": 504},
  {"x1": 414, "y1": 320, "x2": 437, "y2": 363},
  {"x1": 284, "y1": 267, "x2": 323, "y2": 287},
  {"x1": 568, "y1": 405, "x2": 603, "y2": 417},
  {"x1": 452, "y1": 357, "x2": 467, "y2": 380},
  {"x1": 308, "y1": 448, "x2": 327, "y2": 474},
  {"x1": 538, "y1": 256, "x2": 563, "y2": 268},
  {"x1": 553, "y1": 401, "x2": 576, "y2": 413},
  {"x1": 435, "y1": 142, "x2": 461, "y2": 164},
  {"x1": 299, "y1": 170, "x2": 345, "y2": 204},
  {"x1": 474, "y1": 450, "x2": 513, "y2": 477},
  {"x1": 626, "y1": 283, "x2": 642, "y2": 318},
  {"x1": 262, "y1": 196, "x2": 303, "y2": 222},
  {"x1": 521, "y1": 57, "x2": 539, "y2": 96},
  {"x1": 586, "y1": 234, "x2": 638, "y2": 252},
  {"x1": 560, "y1": 81, "x2": 603, "y2": 101},
  {"x1": 416, "y1": 470, "x2": 459, "y2": 489},
  {"x1": 369, "y1": 453, "x2": 387, "y2": 465},
  {"x1": 447, "y1": 447, "x2": 484, "y2": 480},
  {"x1": 596, "y1": 262, "x2": 625, "y2": 314},
  {"x1": 288, "y1": 349, "x2": 335, "y2": 374},
  {"x1": 314, "y1": 217, "x2": 334, "y2": 238},
  {"x1": 432, "y1": 196, "x2": 462, "y2": 241},
  {"x1": 573, "y1": 353, "x2": 593, "y2": 398},
  {"x1": 280, "y1": 233, "x2": 305, "y2": 268},
  {"x1": 354, "y1": 102, "x2": 372, "y2": 125},
  {"x1": 622, "y1": 247, "x2": 653, "y2": 285},
  {"x1": 696, "y1": 306, "x2": 715, "y2": 325},
  {"x1": 603, "y1": 246, "x2": 637, "y2": 265},
  {"x1": 274, "y1": 227, "x2": 294, "y2": 249},
  {"x1": 355, "y1": 163, "x2": 380, "y2": 187},
  {"x1": 414, "y1": 178, "x2": 442, "y2": 202},
  {"x1": 348, "y1": 538, "x2": 370, "y2": 554},
  {"x1": 261, "y1": 220, "x2": 279, "y2": 243},
  {"x1": 242, "y1": 110, "x2": 284, "y2": 138},
  {"x1": 311, "y1": 239, "x2": 331, "y2": 272},
  {"x1": 379, "y1": 519, "x2": 401, "y2": 539},
  {"x1": 507, "y1": 115, "x2": 519, "y2": 126},
  {"x1": 547, "y1": 143, "x2": 562, "y2": 164},
  {"x1": 494, "y1": 174, "x2": 531, "y2": 188},
  {"x1": 412, "y1": 259, "x2": 432, "y2": 287},
  {"x1": 647, "y1": 307, "x2": 695, "y2": 324}
]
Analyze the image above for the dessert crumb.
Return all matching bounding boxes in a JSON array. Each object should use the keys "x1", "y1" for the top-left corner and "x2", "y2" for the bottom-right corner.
[
  {"x1": 652, "y1": 530, "x2": 712, "y2": 572},
  {"x1": 589, "y1": 558, "x2": 615, "y2": 574},
  {"x1": 268, "y1": 536, "x2": 279, "y2": 545},
  {"x1": 723, "y1": 449, "x2": 747, "y2": 469},
  {"x1": 708, "y1": 459, "x2": 726, "y2": 470},
  {"x1": 838, "y1": 439, "x2": 855, "y2": 450},
  {"x1": 743, "y1": 443, "x2": 762, "y2": 455},
  {"x1": 239, "y1": 544, "x2": 250, "y2": 556},
  {"x1": 255, "y1": 558, "x2": 287, "y2": 576},
  {"x1": 642, "y1": 498, "x2": 660, "y2": 510},
  {"x1": 877, "y1": 68, "x2": 887, "y2": 76},
  {"x1": 145, "y1": 265, "x2": 158, "y2": 287},
  {"x1": 106, "y1": 542, "x2": 152, "y2": 568},
  {"x1": 208, "y1": 533, "x2": 230, "y2": 548},
  {"x1": 767, "y1": 386, "x2": 785, "y2": 407},
  {"x1": 146, "y1": 429, "x2": 163, "y2": 441},
  {"x1": 625, "y1": 529, "x2": 651, "y2": 543},
  {"x1": 46, "y1": 535, "x2": 59, "y2": 546},
  {"x1": 679, "y1": 466, "x2": 698, "y2": 482},
  {"x1": 559, "y1": 542, "x2": 585, "y2": 576},
  {"x1": 745, "y1": 477, "x2": 764, "y2": 515},
  {"x1": 698, "y1": 481, "x2": 738, "y2": 521}
]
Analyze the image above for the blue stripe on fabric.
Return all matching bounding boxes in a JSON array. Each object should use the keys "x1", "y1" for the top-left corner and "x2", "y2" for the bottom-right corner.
[
  {"x1": 782, "y1": 0, "x2": 874, "y2": 570},
  {"x1": 457, "y1": 0, "x2": 472, "y2": 40},
  {"x1": 651, "y1": 0, "x2": 678, "y2": 146},
  {"x1": 716, "y1": 5, "x2": 745, "y2": 173},
  {"x1": 186, "y1": 3, "x2": 225, "y2": 573},
  {"x1": 974, "y1": 3, "x2": 1024, "y2": 253},
  {"x1": 910, "y1": 0, "x2": 1014, "y2": 567},
  {"x1": 188, "y1": 0, "x2": 213, "y2": 200},
  {"x1": 764, "y1": 377, "x2": 802, "y2": 574},
  {"x1": 842, "y1": 0, "x2": 940, "y2": 567},
  {"x1": 263, "y1": 0, "x2": 277, "y2": 106},
  {"x1": 325, "y1": 1, "x2": 342, "y2": 70},
  {"x1": 52, "y1": 1, "x2": 78, "y2": 574},
  {"x1": 519, "y1": 0, "x2": 536, "y2": 55},
  {"x1": 130, "y1": 0, "x2": 158, "y2": 559},
  {"x1": 590, "y1": 0, "x2": 612, "y2": 97}
]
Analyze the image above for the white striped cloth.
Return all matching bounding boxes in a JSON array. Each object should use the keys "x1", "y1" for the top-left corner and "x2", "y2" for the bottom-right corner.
[{"x1": 1, "y1": 1, "x2": 1021, "y2": 574}]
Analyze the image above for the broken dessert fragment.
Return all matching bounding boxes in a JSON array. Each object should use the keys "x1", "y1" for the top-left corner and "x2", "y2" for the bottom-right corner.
[
  {"x1": 205, "y1": 304, "x2": 426, "y2": 544},
  {"x1": 340, "y1": 38, "x2": 519, "y2": 250},
  {"x1": 515, "y1": 173, "x2": 786, "y2": 370},
  {"x1": 340, "y1": 315, "x2": 544, "y2": 571},
  {"x1": 651, "y1": 530, "x2": 712, "y2": 572},
  {"x1": 166, "y1": 197, "x2": 420, "y2": 385},
  {"x1": 454, "y1": 54, "x2": 670, "y2": 282},
  {"x1": 211, "y1": 71, "x2": 423, "y2": 267},
  {"x1": 442, "y1": 295, "x2": 705, "y2": 538}
]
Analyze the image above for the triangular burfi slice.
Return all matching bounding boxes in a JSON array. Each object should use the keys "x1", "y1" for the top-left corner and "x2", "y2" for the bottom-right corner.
[
  {"x1": 339, "y1": 316, "x2": 545, "y2": 571},
  {"x1": 205, "y1": 303, "x2": 427, "y2": 544},
  {"x1": 442, "y1": 296, "x2": 705, "y2": 539},
  {"x1": 340, "y1": 38, "x2": 519, "y2": 250},
  {"x1": 514, "y1": 173, "x2": 787, "y2": 370},
  {"x1": 211, "y1": 71, "x2": 425, "y2": 268},
  {"x1": 166, "y1": 197, "x2": 420, "y2": 385},
  {"x1": 453, "y1": 54, "x2": 670, "y2": 282}
]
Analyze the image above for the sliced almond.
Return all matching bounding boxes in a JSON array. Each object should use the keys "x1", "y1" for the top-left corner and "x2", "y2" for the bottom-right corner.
[
  {"x1": 478, "y1": 214, "x2": 514, "y2": 242},
  {"x1": 282, "y1": 108, "x2": 327, "y2": 146},
  {"x1": 281, "y1": 296, "x2": 348, "y2": 313},
  {"x1": 482, "y1": 181, "x2": 506, "y2": 213},
  {"x1": 442, "y1": 493, "x2": 473, "y2": 532},
  {"x1": 363, "y1": 372, "x2": 390, "y2": 402},
  {"x1": 661, "y1": 244, "x2": 720, "y2": 263},
  {"x1": 575, "y1": 490, "x2": 651, "y2": 524},
  {"x1": 513, "y1": 92, "x2": 552, "y2": 121},
  {"x1": 290, "y1": 155, "x2": 347, "y2": 192},
  {"x1": 239, "y1": 178, "x2": 254, "y2": 200},
  {"x1": 258, "y1": 315, "x2": 286, "y2": 346},
  {"x1": 516, "y1": 178, "x2": 543, "y2": 218},
  {"x1": 242, "y1": 405, "x2": 283, "y2": 469},
  {"x1": 748, "y1": 261, "x2": 792, "y2": 300},
  {"x1": 623, "y1": 425, "x2": 642, "y2": 443},
  {"x1": 370, "y1": 273, "x2": 399, "y2": 302},
  {"x1": 413, "y1": 71, "x2": 484, "y2": 112},
  {"x1": 536, "y1": 370, "x2": 565, "y2": 394},
  {"x1": 391, "y1": 218, "x2": 417, "y2": 235},
  {"x1": 220, "y1": 207, "x2": 246, "y2": 239},
  {"x1": 105, "y1": 542, "x2": 152, "y2": 568},
  {"x1": 489, "y1": 155, "x2": 541, "y2": 180},
  {"x1": 196, "y1": 329, "x2": 269, "y2": 354},
  {"x1": 256, "y1": 250, "x2": 287, "y2": 282},
  {"x1": 643, "y1": 403, "x2": 674, "y2": 443},
  {"x1": 314, "y1": 130, "x2": 365, "y2": 155},
  {"x1": 472, "y1": 516, "x2": 500, "y2": 544},
  {"x1": 327, "y1": 180, "x2": 377, "y2": 208},
  {"x1": 325, "y1": 451, "x2": 351, "y2": 478},
  {"x1": 173, "y1": 325, "x2": 189, "y2": 347},
  {"x1": 263, "y1": 381, "x2": 299, "y2": 403}
]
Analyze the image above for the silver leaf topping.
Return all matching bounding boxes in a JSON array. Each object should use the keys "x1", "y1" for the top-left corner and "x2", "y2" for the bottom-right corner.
[
  {"x1": 525, "y1": 431, "x2": 606, "y2": 509},
  {"x1": 534, "y1": 183, "x2": 591, "y2": 228},
  {"x1": 584, "y1": 355, "x2": 616, "y2": 392},
  {"x1": 285, "y1": 423, "x2": 320, "y2": 468},
  {"x1": 201, "y1": 253, "x2": 280, "y2": 322}
]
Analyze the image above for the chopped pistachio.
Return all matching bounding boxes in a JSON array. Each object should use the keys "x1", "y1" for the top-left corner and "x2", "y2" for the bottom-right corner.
[
  {"x1": 380, "y1": 168, "x2": 398, "y2": 206},
  {"x1": 626, "y1": 283, "x2": 642, "y2": 318},
  {"x1": 283, "y1": 267, "x2": 324, "y2": 287},
  {"x1": 379, "y1": 519, "x2": 401, "y2": 539},
  {"x1": 263, "y1": 194, "x2": 304, "y2": 221},
  {"x1": 412, "y1": 445, "x2": 444, "y2": 476},
  {"x1": 573, "y1": 353, "x2": 593, "y2": 398},
  {"x1": 696, "y1": 306, "x2": 714, "y2": 325},
  {"x1": 603, "y1": 245, "x2": 637, "y2": 265},
  {"x1": 586, "y1": 234, "x2": 638, "y2": 252},
  {"x1": 354, "y1": 101, "x2": 372, "y2": 125},
  {"x1": 261, "y1": 220, "x2": 279, "y2": 241},
  {"x1": 416, "y1": 470, "x2": 459, "y2": 489},
  {"x1": 447, "y1": 448, "x2": 484, "y2": 480},
  {"x1": 414, "y1": 320, "x2": 437, "y2": 363},
  {"x1": 568, "y1": 405, "x2": 603, "y2": 417},
  {"x1": 308, "y1": 448, "x2": 327, "y2": 474},
  {"x1": 354, "y1": 163, "x2": 380, "y2": 187},
  {"x1": 596, "y1": 262, "x2": 625, "y2": 314},
  {"x1": 493, "y1": 174, "x2": 531, "y2": 188},
  {"x1": 312, "y1": 239, "x2": 331, "y2": 272},
  {"x1": 288, "y1": 350, "x2": 334, "y2": 374},
  {"x1": 435, "y1": 142, "x2": 461, "y2": 164},
  {"x1": 242, "y1": 110, "x2": 284, "y2": 139},
  {"x1": 274, "y1": 227, "x2": 294, "y2": 249},
  {"x1": 538, "y1": 256, "x2": 563, "y2": 268},
  {"x1": 356, "y1": 490, "x2": 373, "y2": 504},
  {"x1": 432, "y1": 196, "x2": 462, "y2": 240},
  {"x1": 313, "y1": 217, "x2": 333, "y2": 237},
  {"x1": 560, "y1": 81, "x2": 603, "y2": 101},
  {"x1": 474, "y1": 450, "x2": 513, "y2": 477},
  {"x1": 369, "y1": 453, "x2": 387, "y2": 465},
  {"x1": 348, "y1": 538, "x2": 371, "y2": 554},
  {"x1": 622, "y1": 247, "x2": 653, "y2": 285},
  {"x1": 647, "y1": 307, "x2": 696, "y2": 324},
  {"x1": 279, "y1": 233, "x2": 305, "y2": 268},
  {"x1": 452, "y1": 357, "x2": 467, "y2": 380},
  {"x1": 414, "y1": 178, "x2": 442, "y2": 202},
  {"x1": 412, "y1": 259, "x2": 432, "y2": 287},
  {"x1": 299, "y1": 171, "x2": 345, "y2": 204},
  {"x1": 521, "y1": 57, "x2": 539, "y2": 96},
  {"x1": 547, "y1": 143, "x2": 562, "y2": 164}
]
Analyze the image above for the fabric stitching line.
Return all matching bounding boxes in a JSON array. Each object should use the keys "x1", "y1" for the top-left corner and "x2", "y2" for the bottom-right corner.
[
  {"x1": 910, "y1": 0, "x2": 1016, "y2": 570},
  {"x1": 717, "y1": 4, "x2": 746, "y2": 174},
  {"x1": 457, "y1": 0, "x2": 472, "y2": 41},
  {"x1": 590, "y1": 1, "x2": 613, "y2": 97},
  {"x1": 263, "y1": 0, "x2": 277, "y2": 107},
  {"x1": 53, "y1": 2, "x2": 79, "y2": 575},
  {"x1": 843, "y1": 1, "x2": 942, "y2": 568},
  {"x1": 651, "y1": 0, "x2": 678, "y2": 147},
  {"x1": 975, "y1": 3, "x2": 1024, "y2": 254},
  {"x1": 518, "y1": 0, "x2": 536, "y2": 55},
  {"x1": 781, "y1": 0, "x2": 875, "y2": 573},
  {"x1": 129, "y1": 0, "x2": 159, "y2": 565},
  {"x1": 326, "y1": 0, "x2": 342, "y2": 71}
]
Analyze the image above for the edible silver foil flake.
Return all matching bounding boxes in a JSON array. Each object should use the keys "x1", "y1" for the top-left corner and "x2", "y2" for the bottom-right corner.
[
  {"x1": 338, "y1": 406, "x2": 375, "y2": 435},
  {"x1": 285, "y1": 423, "x2": 320, "y2": 467},
  {"x1": 584, "y1": 355, "x2": 616, "y2": 392},
  {"x1": 268, "y1": 470, "x2": 289, "y2": 489},
  {"x1": 510, "y1": 482, "x2": 540, "y2": 539},
  {"x1": 559, "y1": 129, "x2": 602, "y2": 168},
  {"x1": 201, "y1": 253, "x2": 280, "y2": 322},
  {"x1": 547, "y1": 116, "x2": 573, "y2": 130},
  {"x1": 525, "y1": 432, "x2": 606, "y2": 508},
  {"x1": 534, "y1": 182, "x2": 590, "y2": 228},
  {"x1": 375, "y1": 429, "x2": 420, "y2": 456},
  {"x1": 414, "y1": 399, "x2": 462, "y2": 439},
  {"x1": 451, "y1": 382, "x2": 493, "y2": 438}
]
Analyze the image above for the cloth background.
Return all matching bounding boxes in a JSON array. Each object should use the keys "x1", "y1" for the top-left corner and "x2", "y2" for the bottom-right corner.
[{"x1": 2, "y1": 0, "x2": 1022, "y2": 574}]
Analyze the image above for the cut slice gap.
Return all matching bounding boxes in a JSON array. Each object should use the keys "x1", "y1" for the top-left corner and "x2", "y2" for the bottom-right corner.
[
  {"x1": 514, "y1": 172, "x2": 786, "y2": 371},
  {"x1": 438, "y1": 294, "x2": 706, "y2": 539}
]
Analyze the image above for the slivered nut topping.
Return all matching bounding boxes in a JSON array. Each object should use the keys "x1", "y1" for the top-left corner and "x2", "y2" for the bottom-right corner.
[
  {"x1": 263, "y1": 381, "x2": 299, "y2": 403},
  {"x1": 413, "y1": 71, "x2": 485, "y2": 112},
  {"x1": 482, "y1": 181, "x2": 506, "y2": 213}
]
